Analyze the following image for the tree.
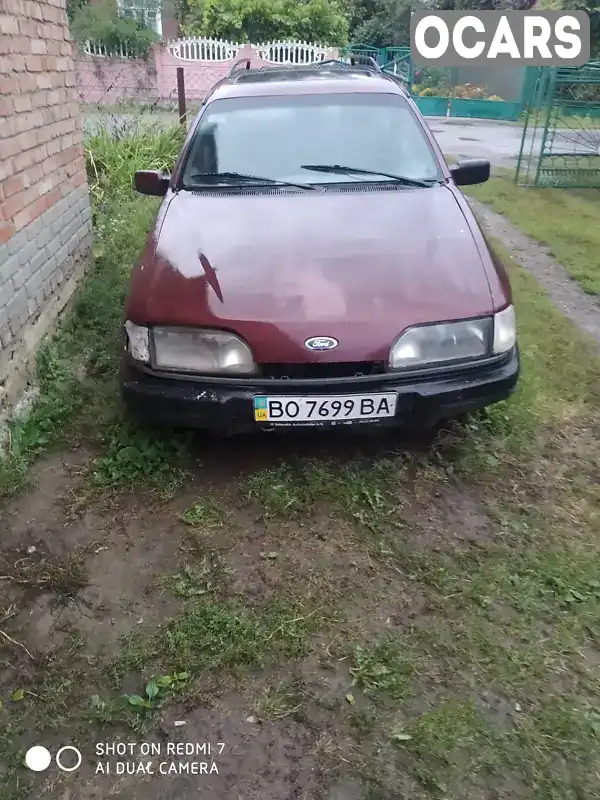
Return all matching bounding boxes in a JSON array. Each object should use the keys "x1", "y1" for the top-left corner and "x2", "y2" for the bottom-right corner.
[
  {"x1": 70, "y1": 2, "x2": 159, "y2": 56},
  {"x1": 67, "y1": 0, "x2": 89, "y2": 25},
  {"x1": 538, "y1": 0, "x2": 600, "y2": 57},
  {"x1": 182, "y1": 0, "x2": 350, "y2": 44},
  {"x1": 435, "y1": 1, "x2": 537, "y2": 8},
  {"x1": 348, "y1": 0, "x2": 416, "y2": 47},
  {"x1": 348, "y1": 0, "x2": 568, "y2": 47}
]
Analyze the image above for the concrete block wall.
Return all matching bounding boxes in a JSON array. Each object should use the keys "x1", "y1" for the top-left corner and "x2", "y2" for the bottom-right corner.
[{"x1": 0, "y1": 0, "x2": 93, "y2": 415}]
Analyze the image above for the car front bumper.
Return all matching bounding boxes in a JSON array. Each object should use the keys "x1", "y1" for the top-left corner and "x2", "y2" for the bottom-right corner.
[{"x1": 120, "y1": 347, "x2": 520, "y2": 436}]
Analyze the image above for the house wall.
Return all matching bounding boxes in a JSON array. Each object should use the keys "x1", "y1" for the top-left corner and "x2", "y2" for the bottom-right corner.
[{"x1": 0, "y1": 0, "x2": 93, "y2": 414}]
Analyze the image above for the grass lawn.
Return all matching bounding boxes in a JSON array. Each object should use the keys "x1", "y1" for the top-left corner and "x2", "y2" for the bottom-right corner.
[
  {"x1": 1, "y1": 127, "x2": 600, "y2": 799},
  {"x1": 467, "y1": 170, "x2": 600, "y2": 295}
]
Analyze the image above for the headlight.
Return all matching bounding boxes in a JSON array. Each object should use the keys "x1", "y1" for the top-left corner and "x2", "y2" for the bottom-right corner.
[
  {"x1": 493, "y1": 304, "x2": 516, "y2": 354},
  {"x1": 125, "y1": 321, "x2": 150, "y2": 363},
  {"x1": 389, "y1": 305, "x2": 516, "y2": 370},
  {"x1": 152, "y1": 327, "x2": 256, "y2": 375},
  {"x1": 389, "y1": 318, "x2": 490, "y2": 369}
]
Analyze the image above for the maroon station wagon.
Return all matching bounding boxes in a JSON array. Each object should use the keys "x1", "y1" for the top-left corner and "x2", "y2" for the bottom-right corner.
[{"x1": 121, "y1": 59, "x2": 519, "y2": 435}]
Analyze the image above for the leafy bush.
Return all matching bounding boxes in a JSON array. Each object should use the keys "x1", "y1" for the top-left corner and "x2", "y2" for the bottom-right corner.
[
  {"x1": 449, "y1": 84, "x2": 504, "y2": 101},
  {"x1": 181, "y1": 0, "x2": 349, "y2": 45},
  {"x1": 70, "y1": 4, "x2": 158, "y2": 57}
]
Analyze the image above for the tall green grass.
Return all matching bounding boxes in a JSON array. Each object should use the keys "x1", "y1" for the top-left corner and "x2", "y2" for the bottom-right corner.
[
  {"x1": 0, "y1": 117, "x2": 184, "y2": 502},
  {"x1": 85, "y1": 121, "x2": 184, "y2": 205}
]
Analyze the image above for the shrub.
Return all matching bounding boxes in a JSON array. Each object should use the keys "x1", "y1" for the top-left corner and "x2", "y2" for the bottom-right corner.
[
  {"x1": 70, "y1": 4, "x2": 158, "y2": 58},
  {"x1": 84, "y1": 117, "x2": 185, "y2": 207},
  {"x1": 181, "y1": 0, "x2": 349, "y2": 45}
]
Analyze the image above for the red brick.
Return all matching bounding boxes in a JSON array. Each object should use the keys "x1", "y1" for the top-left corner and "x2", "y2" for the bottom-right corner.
[
  {"x1": 35, "y1": 72, "x2": 52, "y2": 89},
  {"x1": 0, "y1": 159, "x2": 13, "y2": 182},
  {"x1": 0, "y1": 14, "x2": 20, "y2": 35},
  {"x1": 19, "y1": 129, "x2": 38, "y2": 151},
  {"x1": 2, "y1": 185, "x2": 37, "y2": 221},
  {"x1": 3, "y1": 0, "x2": 88, "y2": 241},
  {"x1": 0, "y1": 94, "x2": 13, "y2": 115},
  {"x1": 30, "y1": 89, "x2": 48, "y2": 108},
  {"x1": 23, "y1": 163, "x2": 44, "y2": 187},
  {"x1": 25, "y1": 54, "x2": 43, "y2": 71},
  {"x1": 10, "y1": 36, "x2": 32, "y2": 54},
  {"x1": 0, "y1": 221, "x2": 15, "y2": 245},
  {"x1": 13, "y1": 142, "x2": 45, "y2": 171},
  {"x1": 30, "y1": 3, "x2": 44, "y2": 22},
  {"x1": 36, "y1": 174, "x2": 56, "y2": 196},
  {"x1": 3, "y1": 175, "x2": 24, "y2": 199},
  {"x1": 70, "y1": 170, "x2": 86, "y2": 190},
  {"x1": 13, "y1": 93, "x2": 32, "y2": 113},
  {"x1": 19, "y1": 72, "x2": 38, "y2": 91},
  {"x1": 30, "y1": 38, "x2": 47, "y2": 55}
]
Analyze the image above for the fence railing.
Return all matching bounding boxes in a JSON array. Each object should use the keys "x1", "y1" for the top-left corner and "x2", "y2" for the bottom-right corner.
[
  {"x1": 83, "y1": 40, "x2": 142, "y2": 58},
  {"x1": 166, "y1": 37, "x2": 241, "y2": 61},
  {"x1": 83, "y1": 37, "x2": 331, "y2": 63},
  {"x1": 257, "y1": 41, "x2": 329, "y2": 64}
]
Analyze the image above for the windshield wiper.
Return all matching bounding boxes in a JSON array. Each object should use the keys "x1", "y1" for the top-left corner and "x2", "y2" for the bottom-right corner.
[
  {"x1": 185, "y1": 171, "x2": 316, "y2": 191},
  {"x1": 300, "y1": 164, "x2": 437, "y2": 187}
]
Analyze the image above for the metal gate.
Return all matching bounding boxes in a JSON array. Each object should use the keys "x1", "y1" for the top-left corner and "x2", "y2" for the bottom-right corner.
[
  {"x1": 516, "y1": 62, "x2": 600, "y2": 188},
  {"x1": 341, "y1": 43, "x2": 528, "y2": 121}
]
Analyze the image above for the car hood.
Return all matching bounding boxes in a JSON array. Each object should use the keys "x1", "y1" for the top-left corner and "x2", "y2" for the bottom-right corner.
[{"x1": 134, "y1": 185, "x2": 494, "y2": 363}]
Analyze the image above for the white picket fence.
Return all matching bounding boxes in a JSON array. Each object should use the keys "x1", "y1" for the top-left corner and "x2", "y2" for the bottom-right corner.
[
  {"x1": 83, "y1": 40, "x2": 141, "y2": 58},
  {"x1": 83, "y1": 36, "x2": 331, "y2": 63},
  {"x1": 166, "y1": 37, "x2": 240, "y2": 61},
  {"x1": 257, "y1": 41, "x2": 330, "y2": 64}
]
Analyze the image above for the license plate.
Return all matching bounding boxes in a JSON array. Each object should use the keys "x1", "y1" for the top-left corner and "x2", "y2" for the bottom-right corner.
[{"x1": 253, "y1": 393, "x2": 397, "y2": 424}]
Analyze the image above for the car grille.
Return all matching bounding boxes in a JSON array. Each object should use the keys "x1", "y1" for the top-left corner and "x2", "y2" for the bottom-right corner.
[{"x1": 259, "y1": 361, "x2": 386, "y2": 380}]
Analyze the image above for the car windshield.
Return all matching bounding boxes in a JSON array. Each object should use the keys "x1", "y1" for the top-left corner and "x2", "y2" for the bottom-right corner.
[{"x1": 181, "y1": 92, "x2": 443, "y2": 188}]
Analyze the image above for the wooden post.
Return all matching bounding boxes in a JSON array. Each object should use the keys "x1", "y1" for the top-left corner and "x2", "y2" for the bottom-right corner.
[{"x1": 176, "y1": 67, "x2": 186, "y2": 127}]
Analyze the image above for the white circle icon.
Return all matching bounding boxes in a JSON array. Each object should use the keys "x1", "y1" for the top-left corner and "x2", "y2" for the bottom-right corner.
[
  {"x1": 25, "y1": 746, "x2": 52, "y2": 772},
  {"x1": 55, "y1": 746, "x2": 82, "y2": 772}
]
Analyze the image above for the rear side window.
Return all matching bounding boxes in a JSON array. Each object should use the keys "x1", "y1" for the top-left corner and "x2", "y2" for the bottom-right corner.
[{"x1": 181, "y1": 92, "x2": 442, "y2": 187}]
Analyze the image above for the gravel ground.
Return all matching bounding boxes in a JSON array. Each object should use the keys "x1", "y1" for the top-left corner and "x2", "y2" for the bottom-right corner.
[{"x1": 469, "y1": 197, "x2": 600, "y2": 347}]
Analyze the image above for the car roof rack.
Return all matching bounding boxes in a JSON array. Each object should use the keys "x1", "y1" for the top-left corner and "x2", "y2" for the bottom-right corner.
[{"x1": 227, "y1": 56, "x2": 383, "y2": 81}]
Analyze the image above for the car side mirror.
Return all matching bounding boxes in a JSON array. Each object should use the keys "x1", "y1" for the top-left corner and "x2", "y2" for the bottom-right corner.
[
  {"x1": 134, "y1": 170, "x2": 170, "y2": 197},
  {"x1": 450, "y1": 159, "x2": 490, "y2": 187}
]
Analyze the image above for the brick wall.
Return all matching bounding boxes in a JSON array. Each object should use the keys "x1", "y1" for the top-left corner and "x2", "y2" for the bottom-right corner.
[
  {"x1": 0, "y1": 0, "x2": 93, "y2": 415},
  {"x1": 76, "y1": 54, "x2": 158, "y2": 104},
  {"x1": 75, "y1": 43, "x2": 340, "y2": 105}
]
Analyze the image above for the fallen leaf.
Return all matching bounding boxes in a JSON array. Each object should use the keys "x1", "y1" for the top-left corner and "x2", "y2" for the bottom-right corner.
[{"x1": 11, "y1": 689, "x2": 24, "y2": 702}]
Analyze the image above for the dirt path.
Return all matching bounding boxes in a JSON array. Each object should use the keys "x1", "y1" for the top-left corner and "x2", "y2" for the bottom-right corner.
[
  {"x1": 2, "y1": 199, "x2": 600, "y2": 799},
  {"x1": 469, "y1": 198, "x2": 600, "y2": 347}
]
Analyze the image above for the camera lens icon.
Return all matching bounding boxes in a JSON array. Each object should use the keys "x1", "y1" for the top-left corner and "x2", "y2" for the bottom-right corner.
[{"x1": 25, "y1": 745, "x2": 82, "y2": 772}]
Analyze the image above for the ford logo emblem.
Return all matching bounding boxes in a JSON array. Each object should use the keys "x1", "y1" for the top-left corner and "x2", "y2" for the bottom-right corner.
[{"x1": 304, "y1": 336, "x2": 339, "y2": 351}]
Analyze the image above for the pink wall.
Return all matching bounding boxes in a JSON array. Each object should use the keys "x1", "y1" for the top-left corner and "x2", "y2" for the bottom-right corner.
[
  {"x1": 75, "y1": 44, "x2": 278, "y2": 105},
  {"x1": 76, "y1": 55, "x2": 158, "y2": 105}
]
